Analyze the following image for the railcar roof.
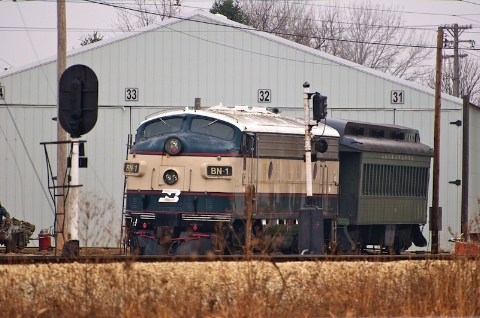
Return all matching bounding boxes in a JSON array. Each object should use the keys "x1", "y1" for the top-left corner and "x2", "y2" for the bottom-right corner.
[
  {"x1": 142, "y1": 106, "x2": 340, "y2": 138},
  {"x1": 322, "y1": 118, "x2": 433, "y2": 156},
  {"x1": 341, "y1": 136, "x2": 433, "y2": 156}
]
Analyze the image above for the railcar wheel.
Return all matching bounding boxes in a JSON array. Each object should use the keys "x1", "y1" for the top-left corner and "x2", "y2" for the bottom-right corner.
[{"x1": 392, "y1": 236, "x2": 411, "y2": 255}]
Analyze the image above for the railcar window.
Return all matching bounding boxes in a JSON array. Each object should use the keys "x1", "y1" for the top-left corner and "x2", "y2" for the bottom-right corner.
[
  {"x1": 190, "y1": 118, "x2": 235, "y2": 140},
  {"x1": 142, "y1": 117, "x2": 183, "y2": 139},
  {"x1": 362, "y1": 164, "x2": 428, "y2": 198},
  {"x1": 412, "y1": 167, "x2": 417, "y2": 196},
  {"x1": 363, "y1": 164, "x2": 370, "y2": 195},
  {"x1": 386, "y1": 165, "x2": 391, "y2": 196}
]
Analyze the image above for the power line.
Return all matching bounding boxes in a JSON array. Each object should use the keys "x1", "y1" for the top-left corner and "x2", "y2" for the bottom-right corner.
[
  {"x1": 4, "y1": 0, "x2": 480, "y2": 34},
  {"x1": 0, "y1": 57, "x2": 14, "y2": 68},
  {"x1": 80, "y1": 0, "x2": 480, "y2": 52},
  {"x1": 2, "y1": 0, "x2": 479, "y2": 72},
  {"x1": 442, "y1": 24, "x2": 475, "y2": 97}
]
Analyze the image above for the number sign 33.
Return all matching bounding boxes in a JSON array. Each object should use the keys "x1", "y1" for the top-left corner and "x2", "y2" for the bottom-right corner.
[{"x1": 125, "y1": 88, "x2": 139, "y2": 101}]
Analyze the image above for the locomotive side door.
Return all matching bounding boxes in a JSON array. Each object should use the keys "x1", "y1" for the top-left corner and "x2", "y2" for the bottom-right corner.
[{"x1": 242, "y1": 133, "x2": 258, "y2": 215}]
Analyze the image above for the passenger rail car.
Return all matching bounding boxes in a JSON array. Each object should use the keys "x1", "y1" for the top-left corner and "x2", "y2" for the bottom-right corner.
[
  {"x1": 123, "y1": 106, "x2": 340, "y2": 255},
  {"x1": 324, "y1": 118, "x2": 432, "y2": 254}
]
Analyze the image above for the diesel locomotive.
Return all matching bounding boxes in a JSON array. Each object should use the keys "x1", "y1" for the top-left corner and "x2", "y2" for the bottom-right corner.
[{"x1": 122, "y1": 105, "x2": 431, "y2": 255}]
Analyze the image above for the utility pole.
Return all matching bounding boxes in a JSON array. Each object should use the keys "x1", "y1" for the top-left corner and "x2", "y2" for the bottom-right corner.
[
  {"x1": 443, "y1": 24, "x2": 473, "y2": 97},
  {"x1": 432, "y1": 27, "x2": 443, "y2": 254},
  {"x1": 57, "y1": 0, "x2": 67, "y2": 252},
  {"x1": 442, "y1": 24, "x2": 474, "y2": 245},
  {"x1": 461, "y1": 95, "x2": 470, "y2": 241}
]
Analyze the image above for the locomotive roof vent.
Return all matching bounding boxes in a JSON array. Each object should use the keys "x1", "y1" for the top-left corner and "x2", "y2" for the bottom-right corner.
[
  {"x1": 392, "y1": 132, "x2": 405, "y2": 141},
  {"x1": 370, "y1": 129, "x2": 384, "y2": 138},
  {"x1": 345, "y1": 126, "x2": 364, "y2": 136}
]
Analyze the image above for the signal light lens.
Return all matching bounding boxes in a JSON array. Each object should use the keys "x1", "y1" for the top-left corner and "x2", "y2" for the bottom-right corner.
[
  {"x1": 142, "y1": 222, "x2": 147, "y2": 229},
  {"x1": 165, "y1": 137, "x2": 182, "y2": 155}
]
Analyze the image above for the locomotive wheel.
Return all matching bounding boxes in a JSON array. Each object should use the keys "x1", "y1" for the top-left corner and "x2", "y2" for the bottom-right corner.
[
  {"x1": 222, "y1": 228, "x2": 242, "y2": 255},
  {"x1": 157, "y1": 244, "x2": 170, "y2": 255},
  {"x1": 175, "y1": 237, "x2": 213, "y2": 256},
  {"x1": 131, "y1": 235, "x2": 169, "y2": 255},
  {"x1": 129, "y1": 235, "x2": 146, "y2": 255}
]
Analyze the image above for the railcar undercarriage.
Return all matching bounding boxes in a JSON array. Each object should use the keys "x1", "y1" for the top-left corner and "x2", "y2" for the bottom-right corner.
[{"x1": 124, "y1": 214, "x2": 427, "y2": 256}]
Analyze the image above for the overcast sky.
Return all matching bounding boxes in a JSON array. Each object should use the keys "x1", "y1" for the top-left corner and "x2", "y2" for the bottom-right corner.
[{"x1": 0, "y1": 0, "x2": 479, "y2": 72}]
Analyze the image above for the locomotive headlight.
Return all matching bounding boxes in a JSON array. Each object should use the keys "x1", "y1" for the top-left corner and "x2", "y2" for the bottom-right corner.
[
  {"x1": 165, "y1": 137, "x2": 182, "y2": 155},
  {"x1": 163, "y1": 169, "x2": 179, "y2": 185}
]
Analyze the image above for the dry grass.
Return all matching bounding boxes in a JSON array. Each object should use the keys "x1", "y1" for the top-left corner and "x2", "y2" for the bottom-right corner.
[
  {"x1": 4, "y1": 195, "x2": 477, "y2": 317},
  {"x1": 1, "y1": 258, "x2": 479, "y2": 317}
]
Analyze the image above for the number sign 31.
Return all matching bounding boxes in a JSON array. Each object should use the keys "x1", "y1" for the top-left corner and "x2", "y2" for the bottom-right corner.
[{"x1": 391, "y1": 90, "x2": 404, "y2": 104}]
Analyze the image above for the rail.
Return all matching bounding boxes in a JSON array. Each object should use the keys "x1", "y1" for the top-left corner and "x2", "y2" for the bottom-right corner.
[{"x1": 0, "y1": 250, "x2": 473, "y2": 265}]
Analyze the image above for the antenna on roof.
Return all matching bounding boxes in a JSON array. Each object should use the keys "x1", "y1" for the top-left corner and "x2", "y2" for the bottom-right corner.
[{"x1": 194, "y1": 98, "x2": 201, "y2": 110}]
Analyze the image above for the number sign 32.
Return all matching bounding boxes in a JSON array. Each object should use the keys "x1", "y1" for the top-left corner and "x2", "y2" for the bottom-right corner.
[
  {"x1": 125, "y1": 88, "x2": 139, "y2": 101},
  {"x1": 258, "y1": 89, "x2": 271, "y2": 103}
]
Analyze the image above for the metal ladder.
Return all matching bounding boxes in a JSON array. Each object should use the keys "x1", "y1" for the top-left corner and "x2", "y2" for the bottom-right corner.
[
  {"x1": 120, "y1": 134, "x2": 132, "y2": 255},
  {"x1": 40, "y1": 140, "x2": 78, "y2": 256}
]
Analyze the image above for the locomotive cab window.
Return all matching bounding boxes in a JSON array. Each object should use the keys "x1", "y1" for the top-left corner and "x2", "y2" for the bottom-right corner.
[
  {"x1": 190, "y1": 118, "x2": 235, "y2": 140},
  {"x1": 141, "y1": 117, "x2": 184, "y2": 140}
]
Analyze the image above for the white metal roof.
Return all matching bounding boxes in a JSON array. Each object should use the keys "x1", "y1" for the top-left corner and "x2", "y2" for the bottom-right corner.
[{"x1": 140, "y1": 105, "x2": 340, "y2": 137}]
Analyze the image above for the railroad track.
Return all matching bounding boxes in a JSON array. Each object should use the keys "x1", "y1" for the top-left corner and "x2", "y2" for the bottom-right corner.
[{"x1": 0, "y1": 250, "x2": 468, "y2": 265}]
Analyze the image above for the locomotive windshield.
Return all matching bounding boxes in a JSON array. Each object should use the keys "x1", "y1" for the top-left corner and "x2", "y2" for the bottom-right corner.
[
  {"x1": 190, "y1": 118, "x2": 235, "y2": 141},
  {"x1": 140, "y1": 117, "x2": 184, "y2": 140}
]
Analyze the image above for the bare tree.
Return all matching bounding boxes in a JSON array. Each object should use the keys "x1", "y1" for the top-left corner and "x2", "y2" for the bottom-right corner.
[
  {"x1": 422, "y1": 56, "x2": 480, "y2": 105},
  {"x1": 316, "y1": 1, "x2": 433, "y2": 81},
  {"x1": 311, "y1": 4, "x2": 346, "y2": 57},
  {"x1": 114, "y1": 0, "x2": 183, "y2": 32},
  {"x1": 240, "y1": 0, "x2": 317, "y2": 47},
  {"x1": 240, "y1": 0, "x2": 433, "y2": 81}
]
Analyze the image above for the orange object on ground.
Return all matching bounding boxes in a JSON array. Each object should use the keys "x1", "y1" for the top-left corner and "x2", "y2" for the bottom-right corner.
[{"x1": 455, "y1": 241, "x2": 480, "y2": 255}]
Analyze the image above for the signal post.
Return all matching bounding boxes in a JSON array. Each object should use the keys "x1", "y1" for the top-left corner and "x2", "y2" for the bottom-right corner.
[
  {"x1": 298, "y1": 82, "x2": 328, "y2": 255},
  {"x1": 58, "y1": 64, "x2": 98, "y2": 257}
]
